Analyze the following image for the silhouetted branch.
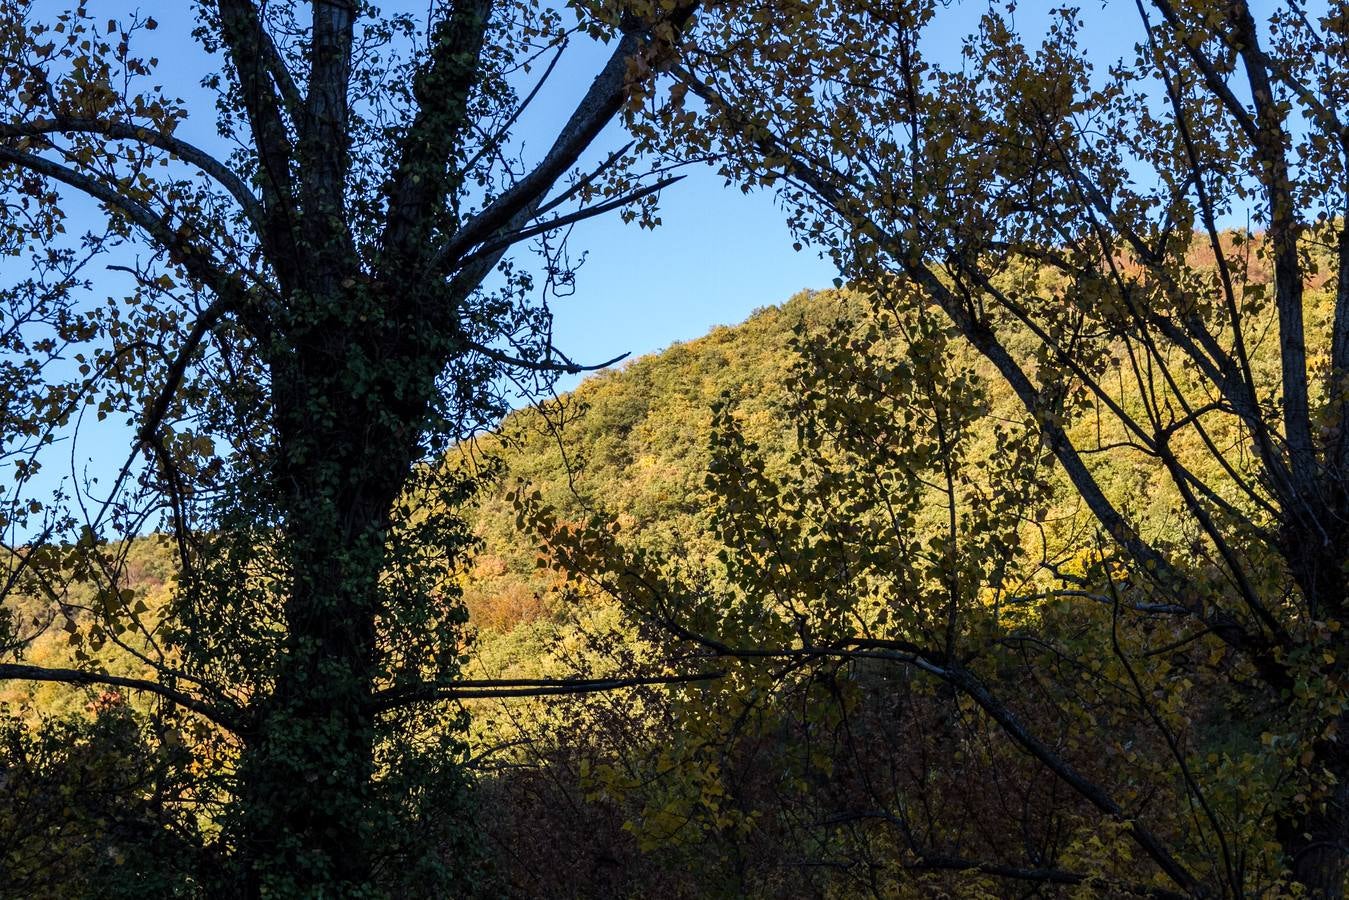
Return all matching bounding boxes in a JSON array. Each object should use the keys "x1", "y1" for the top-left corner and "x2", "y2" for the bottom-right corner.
[
  {"x1": 0, "y1": 663, "x2": 243, "y2": 733},
  {"x1": 368, "y1": 670, "x2": 724, "y2": 712}
]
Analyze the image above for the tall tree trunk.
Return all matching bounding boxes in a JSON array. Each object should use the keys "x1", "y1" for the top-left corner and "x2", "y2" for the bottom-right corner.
[
  {"x1": 231, "y1": 310, "x2": 424, "y2": 896},
  {"x1": 235, "y1": 583, "x2": 380, "y2": 895},
  {"x1": 232, "y1": 483, "x2": 392, "y2": 896}
]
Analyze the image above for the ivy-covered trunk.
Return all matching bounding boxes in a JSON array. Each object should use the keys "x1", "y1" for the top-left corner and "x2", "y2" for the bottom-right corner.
[
  {"x1": 234, "y1": 552, "x2": 382, "y2": 895},
  {"x1": 231, "y1": 295, "x2": 430, "y2": 895}
]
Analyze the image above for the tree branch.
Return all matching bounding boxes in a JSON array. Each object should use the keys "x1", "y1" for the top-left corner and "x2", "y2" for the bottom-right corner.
[
  {"x1": 901, "y1": 852, "x2": 1186, "y2": 898},
  {"x1": 1225, "y1": 0, "x2": 1316, "y2": 496},
  {"x1": 1147, "y1": 0, "x2": 1259, "y2": 143},
  {"x1": 0, "y1": 663, "x2": 244, "y2": 734},
  {"x1": 257, "y1": 13, "x2": 304, "y2": 128},
  {"x1": 0, "y1": 117, "x2": 266, "y2": 237},
  {"x1": 1150, "y1": 0, "x2": 1316, "y2": 493},
  {"x1": 215, "y1": 0, "x2": 301, "y2": 289},
  {"x1": 0, "y1": 145, "x2": 259, "y2": 317},
  {"x1": 453, "y1": 174, "x2": 684, "y2": 271},
  {"x1": 624, "y1": 596, "x2": 1206, "y2": 896},
  {"x1": 136, "y1": 298, "x2": 234, "y2": 446},
  {"x1": 430, "y1": 2, "x2": 699, "y2": 277},
  {"x1": 300, "y1": 0, "x2": 356, "y2": 249},
  {"x1": 431, "y1": 31, "x2": 640, "y2": 272},
  {"x1": 381, "y1": 0, "x2": 494, "y2": 267},
  {"x1": 464, "y1": 338, "x2": 629, "y2": 375},
  {"x1": 367, "y1": 671, "x2": 724, "y2": 713},
  {"x1": 676, "y1": 62, "x2": 1295, "y2": 694}
]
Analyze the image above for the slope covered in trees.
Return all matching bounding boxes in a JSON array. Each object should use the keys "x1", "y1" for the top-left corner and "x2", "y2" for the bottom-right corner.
[
  {"x1": 456, "y1": 255, "x2": 1338, "y2": 896},
  {"x1": 462, "y1": 289, "x2": 824, "y2": 631},
  {"x1": 469, "y1": 246, "x2": 1326, "y2": 638}
]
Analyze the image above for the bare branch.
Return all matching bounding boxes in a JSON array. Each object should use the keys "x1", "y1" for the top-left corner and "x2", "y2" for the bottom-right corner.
[
  {"x1": 432, "y1": 32, "x2": 641, "y2": 271},
  {"x1": 464, "y1": 338, "x2": 629, "y2": 375},
  {"x1": 459, "y1": 37, "x2": 566, "y2": 179},
  {"x1": 367, "y1": 670, "x2": 724, "y2": 712},
  {"x1": 454, "y1": 174, "x2": 684, "y2": 271},
  {"x1": 432, "y1": 2, "x2": 699, "y2": 276},
  {"x1": 0, "y1": 663, "x2": 244, "y2": 733}
]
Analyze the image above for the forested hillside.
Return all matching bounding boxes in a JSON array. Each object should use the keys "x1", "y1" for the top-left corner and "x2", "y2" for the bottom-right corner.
[
  {"x1": 463, "y1": 289, "x2": 824, "y2": 630},
  {"x1": 453, "y1": 265, "x2": 1339, "y2": 896},
  {"x1": 467, "y1": 248, "x2": 1333, "y2": 637}
]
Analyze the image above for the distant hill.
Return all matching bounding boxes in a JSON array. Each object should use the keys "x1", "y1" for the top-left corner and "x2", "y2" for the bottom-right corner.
[
  {"x1": 458, "y1": 264, "x2": 1298, "y2": 633},
  {"x1": 461, "y1": 288, "x2": 857, "y2": 632}
]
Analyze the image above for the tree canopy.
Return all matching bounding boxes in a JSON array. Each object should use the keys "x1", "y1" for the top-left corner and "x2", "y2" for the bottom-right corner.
[{"x1": 573, "y1": 0, "x2": 1349, "y2": 895}]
